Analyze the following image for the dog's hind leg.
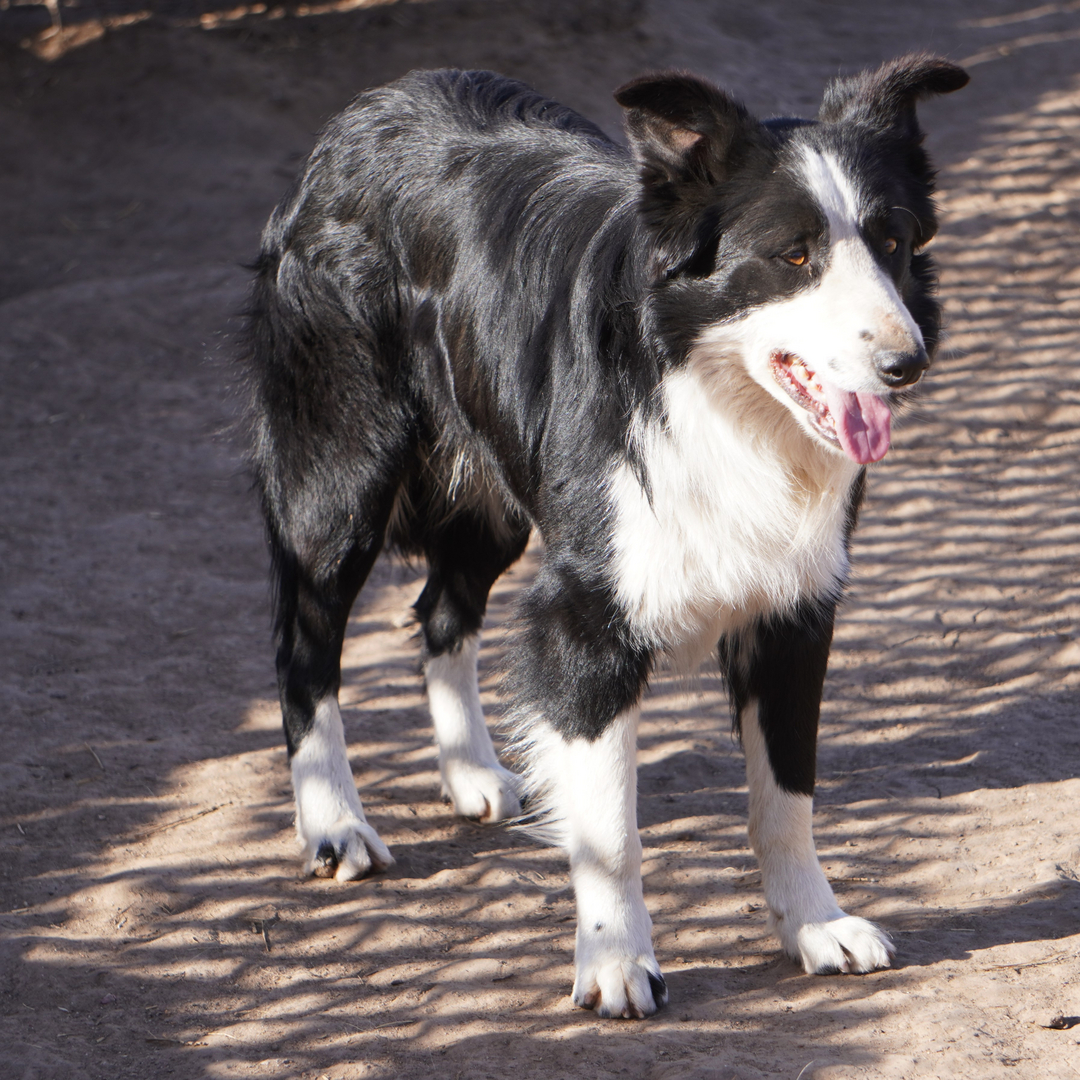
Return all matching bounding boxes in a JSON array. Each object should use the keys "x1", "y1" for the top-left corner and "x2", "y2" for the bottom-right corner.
[
  {"x1": 247, "y1": 227, "x2": 418, "y2": 880},
  {"x1": 269, "y1": 477, "x2": 402, "y2": 882},
  {"x1": 413, "y1": 508, "x2": 529, "y2": 822},
  {"x1": 723, "y1": 602, "x2": 895, "y2": 974}
]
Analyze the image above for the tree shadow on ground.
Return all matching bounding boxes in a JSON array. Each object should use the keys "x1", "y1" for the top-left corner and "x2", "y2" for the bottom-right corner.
[{"x1": 3, "y1": 4, "x2": 1080, "y2": 1078}]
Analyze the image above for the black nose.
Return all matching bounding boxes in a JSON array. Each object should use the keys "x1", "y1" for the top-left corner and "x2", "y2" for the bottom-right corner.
[{"x1": 877, "y1": 348, "x2": 929, "y2": 388}]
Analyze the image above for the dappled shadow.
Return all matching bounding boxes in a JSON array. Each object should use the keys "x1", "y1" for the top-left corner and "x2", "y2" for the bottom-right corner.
[
  {"x1": 0, "y1": 0, "x2": 644, "y2": 61},
  {"x1": 0, "y1": 0, "x2": 428, "y2": 57},
  {"x1": 818, "y1": 70, "x2": 1080, "y2": 800},
  {"x1": 3, "y1": 4, "x2": 1080, "y2": 1080}
]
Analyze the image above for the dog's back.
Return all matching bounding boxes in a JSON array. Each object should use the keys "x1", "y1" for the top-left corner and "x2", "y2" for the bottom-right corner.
[{"x1": 246, "y1": 71, "x2": 650, "y2": 545}]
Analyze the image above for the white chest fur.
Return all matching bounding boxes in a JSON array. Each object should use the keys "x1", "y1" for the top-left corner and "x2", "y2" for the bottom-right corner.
[{"x1": 607, "y1": 362, "x2": 860, "y2": 665}]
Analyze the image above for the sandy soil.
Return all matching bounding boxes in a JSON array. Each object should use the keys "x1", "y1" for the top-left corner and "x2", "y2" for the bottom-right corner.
[{"x1": 2, "y1": 2, "x2": 1080, "y2": 1077}]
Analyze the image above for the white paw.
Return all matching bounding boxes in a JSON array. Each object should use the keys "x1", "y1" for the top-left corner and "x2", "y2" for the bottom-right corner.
[
  {"x1": 290, "y1": 699, "x2": 394, "y2": 881},
  {"x1": 572, "y1": 955, "x2": 668, "y2": 1019},
  {"x1": 301, "y1": 816, "x2": 394, "y2": 882},
  {"x1": 441, "y1": 759, "x2": 522, "y2": 822},
  {"x1": 778, "y1": 913, "x2": 895, "y2": 974}
]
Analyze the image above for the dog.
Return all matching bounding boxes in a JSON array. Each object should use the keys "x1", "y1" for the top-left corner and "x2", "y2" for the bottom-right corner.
[{"x1": 243, "y1": 54, "x2": 967, "y2": 1018}]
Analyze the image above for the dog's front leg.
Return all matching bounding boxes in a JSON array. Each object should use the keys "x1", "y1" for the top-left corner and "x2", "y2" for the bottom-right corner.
[
  {"x1": 533, "y1": 710, "x2": 666, "y2": 1018},
  {"x1": 743, "y1": 702, "x2": 893, "y2": 973},
  {"x1": 726, "y1": 604, "x2": 894, "y2": 974}
]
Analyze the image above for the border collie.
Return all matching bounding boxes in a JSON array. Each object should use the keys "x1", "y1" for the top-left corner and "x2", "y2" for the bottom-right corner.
[{"x1": 244, "y1": 55, "x2": 967, "y2": 1018}]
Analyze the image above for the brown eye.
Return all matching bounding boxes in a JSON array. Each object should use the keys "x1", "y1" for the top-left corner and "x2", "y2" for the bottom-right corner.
[
  {"x1": 883, "y1": 237, "x2": 898, "y2": 255},
  {"x1": 783, "y1": 250, "x2": 808, "y2": 267}
]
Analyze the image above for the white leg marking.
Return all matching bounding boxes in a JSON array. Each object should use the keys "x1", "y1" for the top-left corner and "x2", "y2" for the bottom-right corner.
[
  {"x1": 531, "y1": 711, "x2": 666, "y2": 1018},
  {"x1": 425, "y1": 634, "x2": 521, "y2": 822},
  {"x1": 743, "y1": 701, "x2": 893, "y2": 973},
  {"x1": 290, "y1": 698, "x2": 393, "y2": 881}
]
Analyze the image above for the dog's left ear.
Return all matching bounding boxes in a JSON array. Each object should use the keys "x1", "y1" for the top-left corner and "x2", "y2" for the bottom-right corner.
[
  {"x1": 614, "y1": 72, "x2": 753, "y2": 185},
  {"x1": 615, "y1": 72, "x2": 759, "y2": 274},
  {"x1": 818, "y1": 53, "x2": 969, "y2": 135}
]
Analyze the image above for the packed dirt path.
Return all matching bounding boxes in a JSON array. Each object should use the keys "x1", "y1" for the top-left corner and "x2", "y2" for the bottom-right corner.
[{"x1": 1, "y1": 2, "x2": 1079, "y2": 1078}]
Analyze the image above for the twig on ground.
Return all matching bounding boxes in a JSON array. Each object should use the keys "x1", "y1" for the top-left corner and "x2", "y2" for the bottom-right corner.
[
  {"x1": 249, "y1": 912, "x2": 279, "y2": 952},
  {"x1": 985, "y1": 954, "x2": 1066, "y2": 972},
  {"x1": 141, "y1": 802, "x2": 231, "y2": 837}
]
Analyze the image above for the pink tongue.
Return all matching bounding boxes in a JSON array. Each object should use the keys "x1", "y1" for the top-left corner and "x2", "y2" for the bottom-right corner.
[{"x1": 821, "y1": 382, "x2": 892, "y2": 464}]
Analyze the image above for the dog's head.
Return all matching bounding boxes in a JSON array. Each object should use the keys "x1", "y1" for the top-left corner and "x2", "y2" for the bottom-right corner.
[{"x1": 615, "y1": 55, "x2": 968, "y2": 465}]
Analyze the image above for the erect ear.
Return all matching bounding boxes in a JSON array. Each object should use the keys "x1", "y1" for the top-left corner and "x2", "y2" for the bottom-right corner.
[
  {"x1": 818, "y1": 53, "x2": 969, "y2": 134},
  {"x1": 614, "y1": 72, "x2": 759, "y2": 275},
  {"x1": 614, "y1": 71, "x2": 753, "y2": 184}
]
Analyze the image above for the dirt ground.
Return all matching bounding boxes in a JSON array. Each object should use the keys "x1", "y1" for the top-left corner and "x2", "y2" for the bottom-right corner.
[{"x1": 2, "y1": 1, "x2": 1080, "y2": 1077}]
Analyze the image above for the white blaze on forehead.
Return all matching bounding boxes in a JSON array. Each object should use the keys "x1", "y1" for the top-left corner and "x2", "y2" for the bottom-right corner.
[
  {"x1": 795, "y1": 146, "x2": 862, "y2": 238},
  {"x1": 786, "y1": 142, "x2": 924, "y2": 363}
]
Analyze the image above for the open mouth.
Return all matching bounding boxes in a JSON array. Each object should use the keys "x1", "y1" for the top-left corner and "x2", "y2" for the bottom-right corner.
[
  {"x1": 769, "y1": 351, "x2": 892, "y2": 465},
  {"x1": 770, "y1": 351, "x2": 838, "y2": 445}
]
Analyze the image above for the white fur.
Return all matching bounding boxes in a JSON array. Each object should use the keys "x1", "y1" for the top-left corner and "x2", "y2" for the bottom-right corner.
[
  {"x1": 291, "y1": 698, "x2": 393, "y2": 881},
  {"x1": 425, "y1": 634, "x2": 522, "y2": 821},
  {"x1": 799, "y1": 144, "x2": 862, "y2": 226},
  {"x1": 527, "y1": 711, "x2": 666, "y2": 1018},
  {"x1": 609, "y1": 363, "x2": 858, "y2": 665},
  {"x1": 742, "y1": 701, "x2": 893, "y2": 973}
]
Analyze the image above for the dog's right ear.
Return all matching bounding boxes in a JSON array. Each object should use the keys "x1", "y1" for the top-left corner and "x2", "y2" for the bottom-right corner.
[{"x1": 615, "y1": 72, "x2": 757, "y2": 274}]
